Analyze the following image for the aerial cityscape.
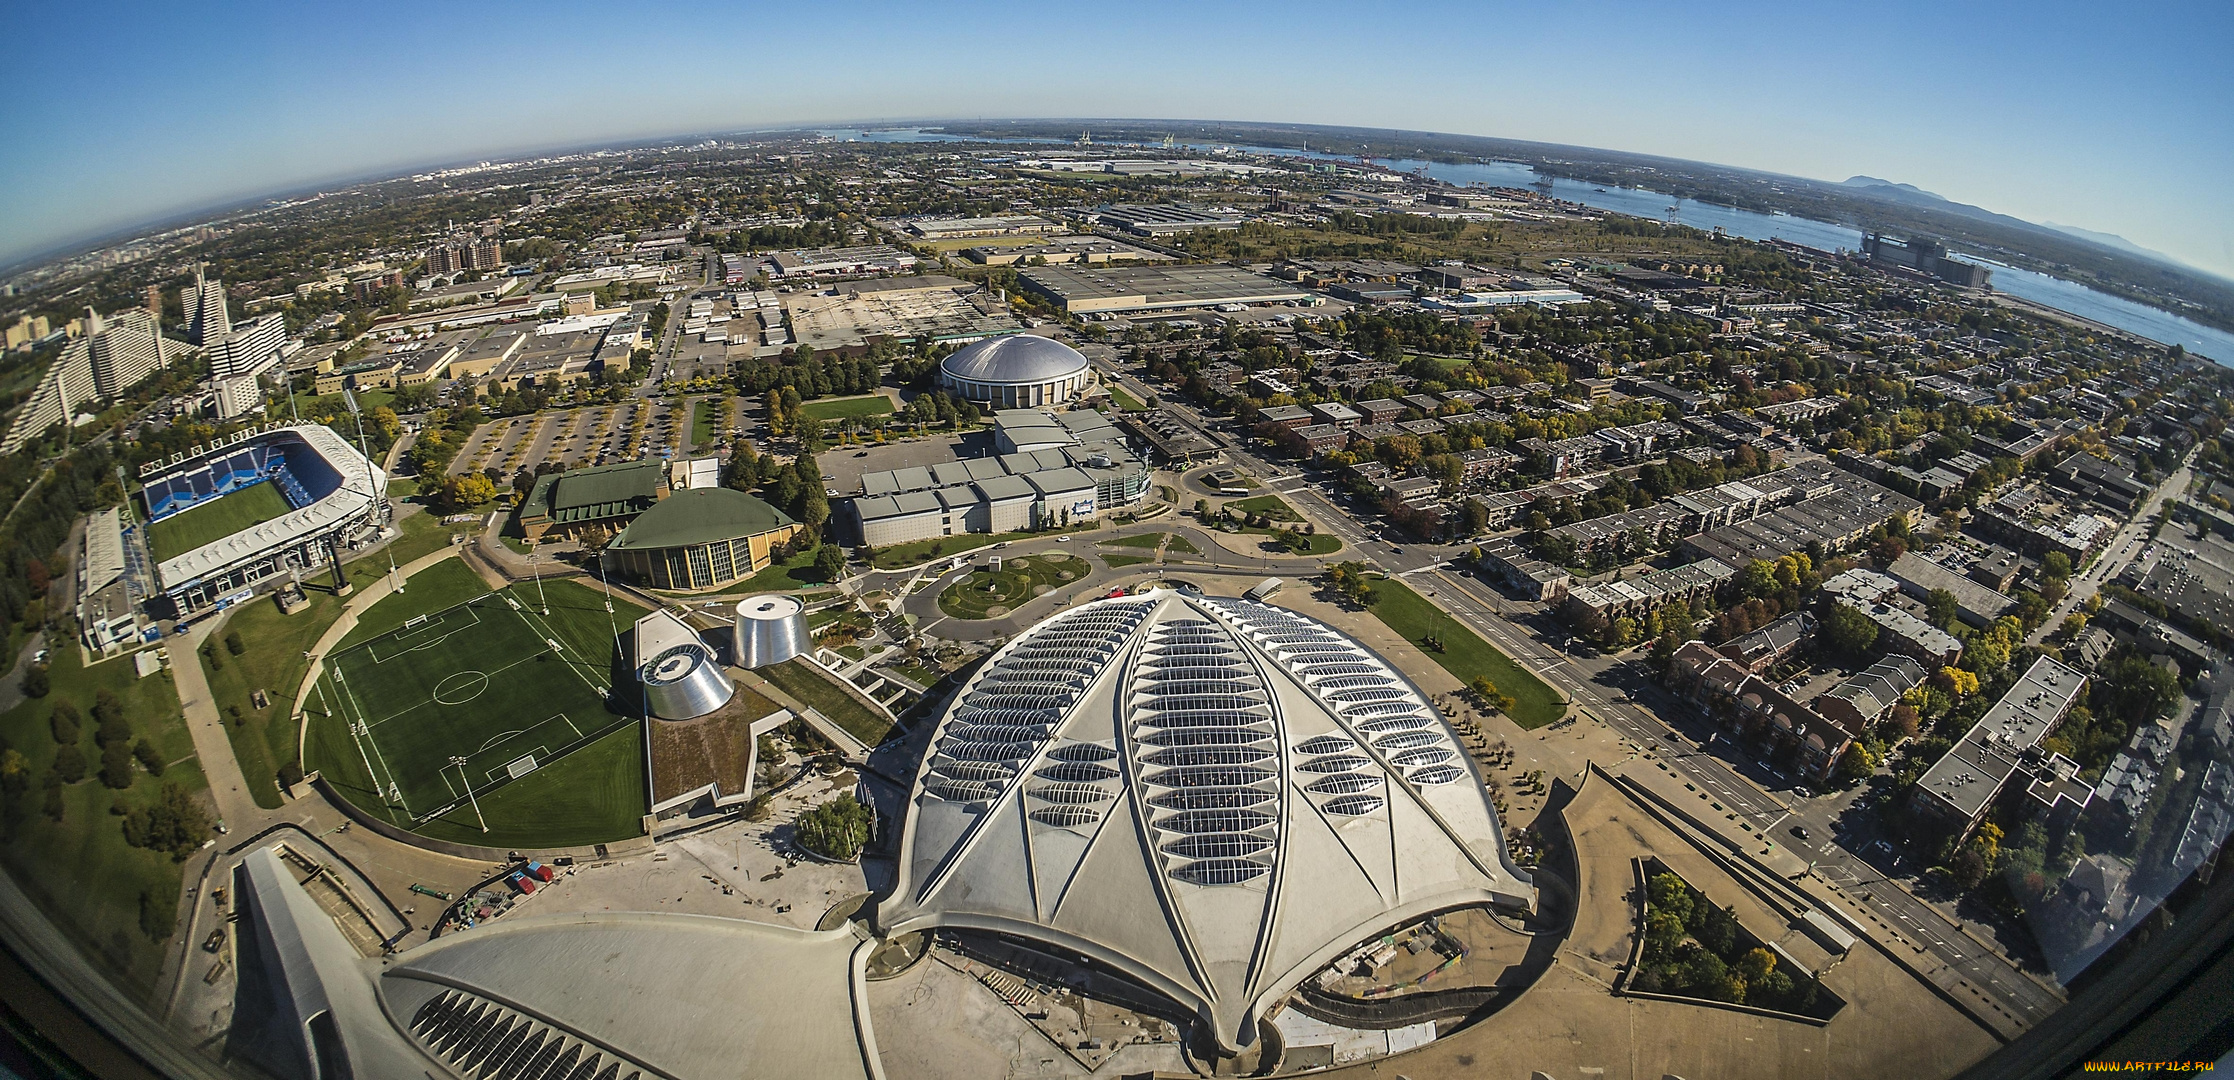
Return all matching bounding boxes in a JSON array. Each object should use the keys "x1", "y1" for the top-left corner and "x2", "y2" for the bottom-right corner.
[{"x1": 0, "y1": 5, "x2": 2230, "y2": 1079}]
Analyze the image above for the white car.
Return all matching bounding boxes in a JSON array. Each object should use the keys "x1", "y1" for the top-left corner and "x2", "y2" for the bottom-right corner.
[{"x1": 1056, "y1": 536, "x2": 1070, "y2": 543}]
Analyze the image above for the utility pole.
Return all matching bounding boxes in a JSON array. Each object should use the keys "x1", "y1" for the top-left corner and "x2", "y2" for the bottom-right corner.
[
  {"x1": 343, "y1": 389, "x2": 397, "y2": 590},
  {"x1": 451, "y1": 756, "x2": 488, "y2": 833},
  {"x1": 528, "y1": 541, "x2": 549, "y2": 616}
]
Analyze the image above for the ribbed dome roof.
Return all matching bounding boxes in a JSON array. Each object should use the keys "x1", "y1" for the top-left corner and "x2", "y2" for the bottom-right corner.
[{"x1": 940, "y1": 335, "x2": 1089, "y2": 384}]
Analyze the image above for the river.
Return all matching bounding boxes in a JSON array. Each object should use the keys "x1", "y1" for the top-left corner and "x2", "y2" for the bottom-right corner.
[{"x1": 811, "y1": 128, "x2": 2234, "y2": 362}]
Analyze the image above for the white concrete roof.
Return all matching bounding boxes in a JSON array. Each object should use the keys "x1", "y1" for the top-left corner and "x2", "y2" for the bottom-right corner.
[
  {"x1": 155, "y1": 424, "x2": 386, "y2": 590},
  {"x1": 879, "y1": 590, "x2": 1535, "y2": 1052},
  {"x1": 379, "y1": 913, "x2": 877, "y2": 1080}
]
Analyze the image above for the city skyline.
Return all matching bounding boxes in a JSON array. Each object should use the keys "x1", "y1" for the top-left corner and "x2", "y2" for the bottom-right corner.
[{"x1": 2, "y1": 0, "x2": 2228, "y2": 279}]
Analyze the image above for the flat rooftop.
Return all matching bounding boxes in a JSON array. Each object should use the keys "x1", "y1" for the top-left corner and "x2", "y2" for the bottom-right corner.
[{"x1": 1018, "y1": 265, "x2": 1310, "y2": 314}]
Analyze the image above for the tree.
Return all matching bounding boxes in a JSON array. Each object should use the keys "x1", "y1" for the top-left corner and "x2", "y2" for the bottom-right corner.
[
  {"x1": 795, "y1": 794, "x2": 874, "y2": 860},
  {"x1": 121, "y1": 782, "x2": 211, "y2": 861},
  {"x1": 20, "y1": 666, "x2": 47, "y2": 699},
  {"x1": 440, "y1": 472, "x2": 497, "y2": 511},
  {"x1": 1836, "y1": 742, "x2": 1879, "y2": 784},
  {"x1": 133, "y1": 738, "x2": 166, "y2": 777},
  {"x1": 2041, "y1": 551, "x2": 2073, "y2": 580},
  {"x1": 52, "y1": 744, "x2": 86, "y2": 784},
  {"x1": 225, "y1": 630, "x2": 246, "y2": 656},
  {"x1": 1926, "y1": 588, "x2": 1960, "y2": 629},
  {"x1": 813, "y1": 543, "x2": 847, "y2": 583},
  {"x1": 49, "y1": 702, "x2": 79, "y2": 745},
  {"x1": 1934, "y1": 666, "x2": 1979, "y2": 697},
  {"x1": 1822, "y1": 603, "x2": 1880, "y2": 655},
  {"x1": 99, "y1": 741, "x2": 134, "y2": 788}
]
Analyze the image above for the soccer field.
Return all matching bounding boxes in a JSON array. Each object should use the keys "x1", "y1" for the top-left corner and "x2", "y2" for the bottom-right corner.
[
  {"x1": 146, "y1": 481, "x2": 296, "y2": 563},
  {"x1": 310, "y1": 581, "x2": 629, "y2": 827}
]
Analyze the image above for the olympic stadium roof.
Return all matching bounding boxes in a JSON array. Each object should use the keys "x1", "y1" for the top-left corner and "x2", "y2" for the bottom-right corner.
[
  {"x1": 878, "y1": 589, "x2": 1535, "y2": 1051},
  {"x1": 939, "y1": 333, "x2": 1089, "y2": 385},
  {"x1": 232, "y1": 844, "x2": 880, "y2": 1080}
]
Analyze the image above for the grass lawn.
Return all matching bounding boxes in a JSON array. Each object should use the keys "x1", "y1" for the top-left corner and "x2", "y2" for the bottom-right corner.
[
  {"x1": 1101, "y1": 553, "x2": 1154, "y2": 568},
  {"x1": 869, "y1": 526, "x2": 1088, "y2": 570},
  {"x1": 302, "y1": 570, "x2": 648, "y2": 845},
  {"x1": 938, "y1": 553, "x2": 1092, "y2": 619},
  {"x1": 879, "y1": 662, "x2": 945, "y2": 689},
  {"x1": 758, "y1": 660, "x2": 894, "y2": 746},
  {"x1": 1108, "y1": 385, "x2": 1148, "y2": 411},
  {"x1": 1366, "y1": 578, "x2": 1565, "y2": 729},
  {"x1": 1099, "y1": 532, "x2": 1170, "y2": 549},
  {"x1": 1225, "y1": 494, "x2": 1302, "y2": 522},
  {"x1": 146, "y1": 482, "x2": 295, "y2": 563},
  {"x1": 689, "y1": 397, "x2": 723, "y2": 450},
  {"x1": 0, "y1": 648, "x2": 207, "y2": 1000},
  {"x1": 732, "y1": 545, "x2": 834, "y2": 592},
  {"x1": 1165, "y1": 534, "x2": 1201, "y2": 555},
  {"x1": 800, "y1": 394, "x2": 895, "y2": 421}
]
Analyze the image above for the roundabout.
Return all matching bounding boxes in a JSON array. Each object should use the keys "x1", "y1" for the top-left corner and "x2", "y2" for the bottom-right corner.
[{"x1": 935, "y1": 553, "x2": 1090, "y2": 620}]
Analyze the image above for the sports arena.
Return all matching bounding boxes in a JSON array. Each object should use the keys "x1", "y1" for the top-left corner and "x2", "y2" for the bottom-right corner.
[{"x1": 136, "y1": 421, "x2": 387, "y2": 616}]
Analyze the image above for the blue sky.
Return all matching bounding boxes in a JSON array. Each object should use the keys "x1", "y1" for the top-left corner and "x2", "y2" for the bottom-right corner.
[{"x1": 2, "y1": 0, "x2": 2228, "y2": 277}]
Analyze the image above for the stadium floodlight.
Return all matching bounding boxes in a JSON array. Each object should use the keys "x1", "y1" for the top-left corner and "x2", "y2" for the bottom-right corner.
[
  {"x1": 341, "y1": 388, "x2": 399, "y2": 587},
  {"x1": 450, "y1": 756, "x2": 488, "y2": 833}
]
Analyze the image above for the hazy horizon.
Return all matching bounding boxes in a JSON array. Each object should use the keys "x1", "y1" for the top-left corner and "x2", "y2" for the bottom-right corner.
[{"x1": 3, "y1": 1, "x2": 2228, "y2": 279}]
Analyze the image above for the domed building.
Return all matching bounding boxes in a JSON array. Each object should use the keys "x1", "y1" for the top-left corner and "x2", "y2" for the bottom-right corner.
[
  {"x1": 938, "y1": 334, "x2": 1092, "y2": 408},
  {"x1": 879, "y1": 589, "x2": 1536, "y2": 1054}
]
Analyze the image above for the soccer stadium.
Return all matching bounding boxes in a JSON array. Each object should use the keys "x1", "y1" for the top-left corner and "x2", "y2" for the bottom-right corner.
[{"x1": 136, "y1": 421, "x2": 387, "y2": 616}]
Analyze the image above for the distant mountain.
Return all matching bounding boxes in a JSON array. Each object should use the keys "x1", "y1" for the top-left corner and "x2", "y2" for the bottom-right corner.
[
  {"x1": 1842, "y1": 176, "x2": 1947, "y2": 202},
  {"x1": 2040, "y1": 222, "x2": 2186, "y2": 266}
]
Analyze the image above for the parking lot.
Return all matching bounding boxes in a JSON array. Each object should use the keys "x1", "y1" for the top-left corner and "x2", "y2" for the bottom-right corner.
[{"x1": 450, "y1": 399, "x2": 703, "y2": 477}]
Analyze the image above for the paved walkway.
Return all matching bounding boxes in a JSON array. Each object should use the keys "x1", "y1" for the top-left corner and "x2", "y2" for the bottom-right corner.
[{"x1": 166, "y1": 625, "x2": 261, "y2": 829}]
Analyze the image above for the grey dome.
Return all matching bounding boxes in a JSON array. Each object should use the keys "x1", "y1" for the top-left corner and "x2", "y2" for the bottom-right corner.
[{"x1": 940, "y1": 335, "x2": 1089, "y2": 385}]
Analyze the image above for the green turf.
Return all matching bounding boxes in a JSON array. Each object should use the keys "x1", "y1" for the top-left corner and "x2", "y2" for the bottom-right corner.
[
  {"x1": 1224, "y1": 494, "x2": 1302, "y2": 521},
  {"x1": 1101, "y1": 553, "x2": 1154, "y2": 568},
  {"x1": 303, "y1": 575, "x2": 642, "y2": 838},
  {"x1": 689, "y1": 396, "x2": 728, "y2": 449},
  {"x1": 757, "y1": 659, "x2": 893, "y2": 746},
  {"x1": 732, "y1": 545, "x2": 832, "y2": 592},
  {"x1": 870, "y1": 525, "x2": 1093, "y2": 569},
  {"x1": 800, "y1": 394, "x2": 895, "y2": 421},
  {"x1": 201, "y1": 521, "x2": 469, "y2": 809},
  {"x1": 338, "y1": 560, "x2": 499, "y2": 645},
  {"x1": 146, "y1": 481, "x2": 296, "y2": 563},
  {"x1": 403, "y1": 725, "x2": 646, "y2": 847},
  {"x1": 1365, "y1": 578, "x2": 1565, "y2": 729},
  {"x1": 0, "y1": 647, "x2": 206, "y2": 999},
  {"x1": 1165, "y1": 534, "x2": 1201, "y2": 555},
  {"x1": 1099, "y1": 532, "x2": 1171, "y2": 549},
  {"x1": 938, "y1": 553, "x2": 1092, "y2": 619},
  {"x1": 1108, "y1": 385, "x2": 1148, "y2": 411}
]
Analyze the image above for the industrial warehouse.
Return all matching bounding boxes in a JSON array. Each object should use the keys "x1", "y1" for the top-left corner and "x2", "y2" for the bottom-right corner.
[{"x1": 1018, "y1": 264, "x2": 1312, "y2": 314}]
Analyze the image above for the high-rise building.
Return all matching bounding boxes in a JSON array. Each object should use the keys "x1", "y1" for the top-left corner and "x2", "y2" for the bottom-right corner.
[
  {"x1": 144, "y1": 284, "x2": 163, "y2": 322},
  {"x1": 425, "y1": 237, "x2": 504, "y2": 275},
  {"x1": 180, "y1": 265, "x2": 231, "y2": 345},
  {"x1": 2, "y1": 305, "x2": 170, "y2": 453},
  {"x1": 87, "y1": 307, "x2": 165, "y2": 398},
  {"x1": 205, "y1": 312, "x2": 289, "y2": 419}
]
